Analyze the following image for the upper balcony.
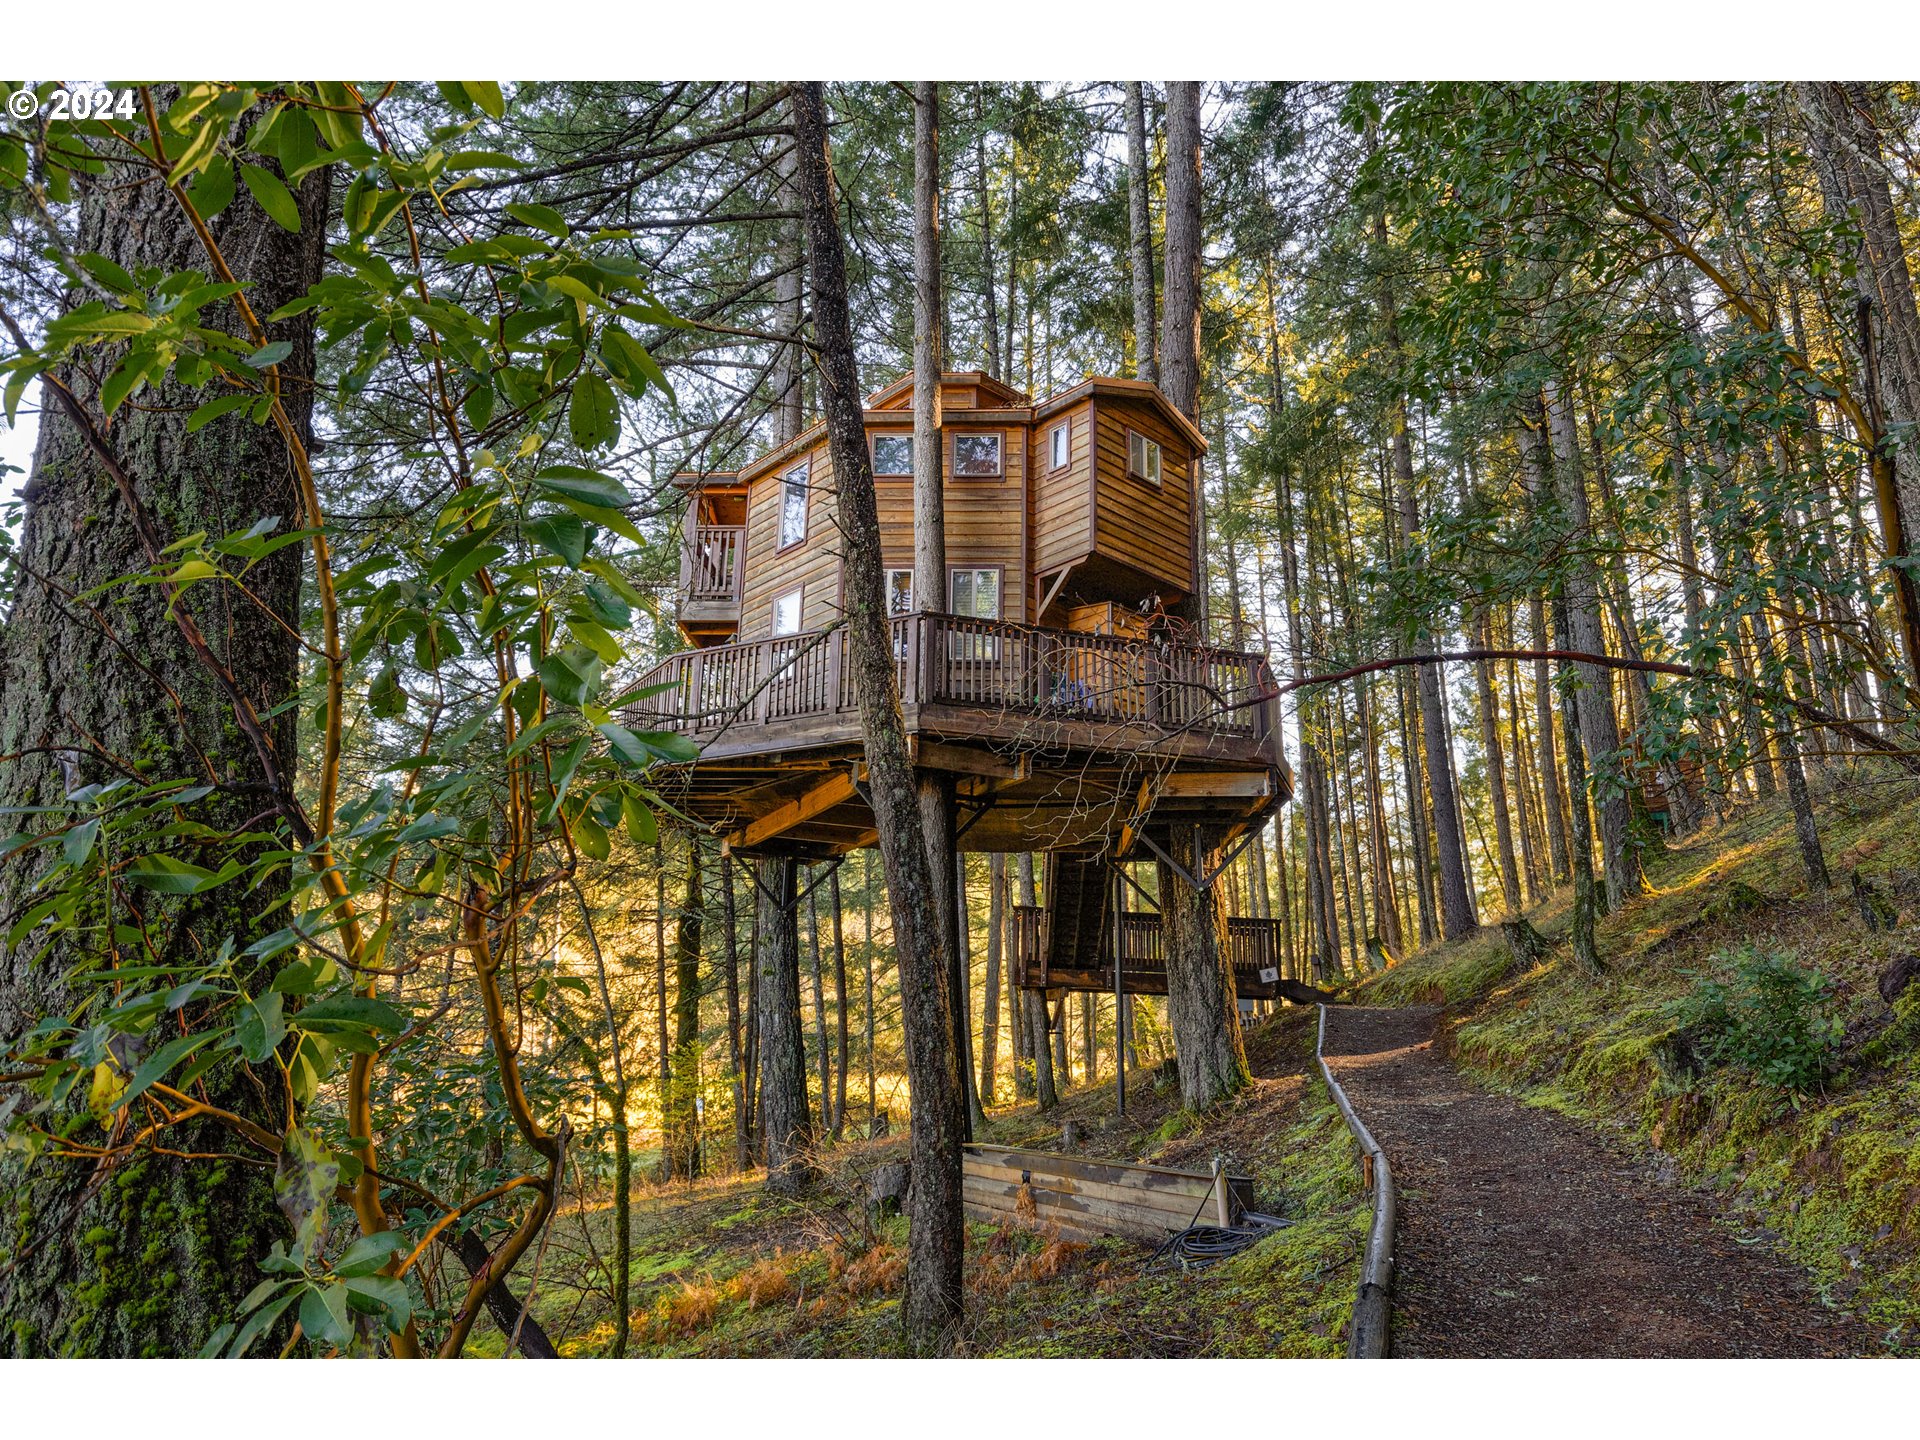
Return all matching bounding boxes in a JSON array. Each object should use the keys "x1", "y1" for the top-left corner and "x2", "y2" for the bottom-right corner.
[{"x1": 674, "y1": 473, "x2": 747, "y2": 644}]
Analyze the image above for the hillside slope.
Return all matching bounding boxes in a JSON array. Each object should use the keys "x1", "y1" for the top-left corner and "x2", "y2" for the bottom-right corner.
[{"x1": 1364, "y1": 774, "x2": 1920, "y2": 1354}]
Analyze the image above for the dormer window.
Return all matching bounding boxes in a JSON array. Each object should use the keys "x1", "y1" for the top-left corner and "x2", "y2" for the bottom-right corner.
[
  {"x1": 1049, "y1": 421, "x2": 1071, "y2": 472},
  {"x1": 779, "y1": 461, "x2": 810, "y2": 548},
  {"x1": 871, "y1": 433, "x2": 912, "y2": 477},
  {"x1": 952, "y1": 432, "x2": 1003, "y2": 479},
  {"x1": 1127, "y1": 429, "x2": 1162, "y2": 486}
]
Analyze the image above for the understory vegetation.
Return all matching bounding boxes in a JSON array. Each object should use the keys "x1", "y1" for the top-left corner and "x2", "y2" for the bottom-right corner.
[
  {"x1": 464, "y1": 1011, "x2": 1368, "y2": 1358},
  {"x1": 1367, "y1": 772, "x2": 1920, "y2": 1352}
]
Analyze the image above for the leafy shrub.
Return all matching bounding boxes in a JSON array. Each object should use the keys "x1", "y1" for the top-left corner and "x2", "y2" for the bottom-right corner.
[{"x1": 1671, "y1": 946, "x2": 1841, "y2": 1094}]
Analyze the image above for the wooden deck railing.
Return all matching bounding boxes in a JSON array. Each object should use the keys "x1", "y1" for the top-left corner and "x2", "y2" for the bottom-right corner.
[
  {"x1": 682, "y1": 524, "x2": 746, "y2": 604},
  {"x1": 628, "y1": 612, "x2": 1278, "y2": 759},
  {"x1": 1008, "y1": 903, "x2": 1289, "y2": 993}
]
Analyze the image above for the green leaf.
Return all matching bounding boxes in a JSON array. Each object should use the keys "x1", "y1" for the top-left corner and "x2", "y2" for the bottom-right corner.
[
  {"x1": 119, "y1": 1032, "x2": 216, "y2": 1111},
  {"x1": 333, "y1": 1230, "x2": 408, "y2": 1278},
  {"x1": 187, "y1": 393, "x2": 256, "y2": 432},
  {"x1": 123, "y1": 854, "x2": 218, "y2": 893},
  {"x1": 245, "y1": 341, "x2": 293, "y2": 369},
  {"x1": 527, "y1": 512, "x2": 586, "y2": 569},
  {"x1": 462, "y1": 81, "x2": 507, "y2": 119},
  {"x1": 368, "y1": 664, "x2": 406, "y2": 719},
  {"x1": 343, "y1": 1273, "x2": 413, "y2": 1331},
  {"x1": 622, "y1": 792, "x2": 657, "y2": 845},
  {"x1": 505, "y1": 201, "x2": 569, "y2": 238},
  {"x1": 299, "y1": 1283, "x2": 354, "y2": 1351},
  {"x1": 534, "y1": 465, "x2": 629, "y2": 509},
  {"x1": 574, "y1": 812, "x2": 610, "y2": 862},
  {"x1": 568, "y1": 372, "x2": 620, "y2": 450},
  {"x1": 76, "y1": 252, "x2": 140, "y2": 297},
  {"x1": 553, "y1": 495, "x2": 643, "y2": 546},
  {"x1": 584, "y1": 580, "x2": 633, "y2": 629},
  {"x1": 235, "y1": 989, "x2": 287, "y2": 1062},
  {"x1": 599, "y1": 722, "x2": 698, "y2": 767},
  {"x1": 188, "y1": 155, "x2": 239, "y2": 219},
  {"x1": 62, "y1": 819, "x2": 100, "y2": 867},
  {"x1": 239, "y1": 162, "x2": 302, "y2": 232},
  {"x1": 296, "y1": 993, "x2": 406, "y2": 1034},
  {"x1": 537, "y1": 645, "x2": 603, "y2": 708},
  {"x1": 226, "y1": 1291, "x2": 296, "y2": 1357}
]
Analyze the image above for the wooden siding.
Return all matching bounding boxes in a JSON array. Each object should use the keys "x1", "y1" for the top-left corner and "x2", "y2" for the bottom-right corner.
[
  {"x1": 1030, "y1": 400, "x2": 1094, "y2": 587},
  {"x1": 739, "y1": 439, "x2": 841, "y2": 639},
  {"x1": 875, "y1": 424, "x2": 1028, "y2": 621},
  {"x1": 1092, "y1": 395, "x2": 1195, "y2": 597}
]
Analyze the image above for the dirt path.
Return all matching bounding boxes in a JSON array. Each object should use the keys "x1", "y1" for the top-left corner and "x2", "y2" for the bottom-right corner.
[{"x1": 1321, "y1": 1005, "x2": 1872, "y2": 1358}]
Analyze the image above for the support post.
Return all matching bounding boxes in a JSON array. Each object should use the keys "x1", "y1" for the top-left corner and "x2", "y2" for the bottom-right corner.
[{"x1": 1112, "y1": 862, "x2": 1126, "y2": 1118}]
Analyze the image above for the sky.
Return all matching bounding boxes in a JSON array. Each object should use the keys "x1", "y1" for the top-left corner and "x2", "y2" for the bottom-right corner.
[{"x1": 1, "y1": 381, "x2": 38, "y2": 538}]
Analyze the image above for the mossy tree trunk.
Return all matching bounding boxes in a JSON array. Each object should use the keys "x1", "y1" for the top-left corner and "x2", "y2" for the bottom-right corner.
[
  {"x1": 1159, "y1": 825, "x2": 1251, "y2": 1110},
  {"x1": 0, "y1": 138, "x2": 329, "y2": 1355},
  {"x1": 752, "y1": 856, "x2": 813, "y2": 1193}
]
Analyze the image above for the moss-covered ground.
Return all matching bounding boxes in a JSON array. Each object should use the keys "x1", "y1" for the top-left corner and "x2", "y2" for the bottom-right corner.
[
  {"x1": 470, "y1": 1006, "x2": 1369, "y2": 1357},
  {"x1": 1363, "y1": 770, "x2": 1920, "y2": 1355}
]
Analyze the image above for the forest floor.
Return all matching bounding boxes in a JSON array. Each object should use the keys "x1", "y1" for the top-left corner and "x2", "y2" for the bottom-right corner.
[
  {"x1": 1358, "y1": 764, "x2": 1920, "y2": 1356},
  {"x1": 1324, "y1": 1004, "x2": 1871, "y2": 1356},
  {"x1": 473, "y1": 1008, "x2": 1371, "y2": 1357}
]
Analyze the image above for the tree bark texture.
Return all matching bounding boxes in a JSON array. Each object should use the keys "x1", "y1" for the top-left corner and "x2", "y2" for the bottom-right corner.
[
  {"x1": 792, "y1": 82, "x2": 965, "y2": 1355},
  {"x1": 0, "y1": 139, "x2": 328, "y2": 1356}
]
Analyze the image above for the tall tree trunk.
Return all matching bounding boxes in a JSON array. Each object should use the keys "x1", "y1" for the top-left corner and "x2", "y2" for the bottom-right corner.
[
  {"x1": 772, "y1": 140, "x2": 805, "y2": 446},
  {"x1": 1552, "y1": 599, "x2": 1604, "y2": 975},
  {"x1": 979, "y1": 854, "x2": 1005, "y2": 1105},
  {"x1": 1474, "y1": 635, "x2": 1524, "y2": 917},
  {"x1": 1126, "y1": 81, "x2": 1158, "y2": 384},
  {"x1": 1393, "y1": 442, "x2": 1476, "y2": 938},
  {"x1": 1019, "y1": 854, "x2": 1056, "y2": 1109},
  {"x1": 1796, "y1": 82, "x2": 1920, "y2": 683},
  {"x1": 829, "y1": 867, "x2": 849, "y2": 1140},
  {"x1": 0, "y1": 135, "x2": 328, "y2": 1357},
  {"x1": 864, "y1": 851, "x2": 878, "y2": 1127},
  {"x1": 1543, "y1": 377, "x2": 1644, "y2": 907},
  {"x1": 792, "y1": 83, "x2": 965, "y2": 1354},
  {"x1": 975, "y1": 87, "x2": 1000, "y2": 380},
  {"x1": 667, "y1": 842, "x2": 704, "y2": 1180},
  {"x1": 654, "y1": 839, "x2": 669, "y2": 1178},
  {"x1": 1150, "y1": 79, "x2": 1244, "y2": 1106},
  {"x1": 721, "y1": 857, "x2": 750, "y2": 1171},
  {"x1": 806, "y1": 878, "x2": 831, "y2": 1139},
  {"x1": 753, "y1": 858, "x2": 813, "y2": 1192}
]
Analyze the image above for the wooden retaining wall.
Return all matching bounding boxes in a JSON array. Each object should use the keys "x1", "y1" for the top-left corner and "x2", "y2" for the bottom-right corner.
[{"x1": 962, "y1": 1143, "x2": 1255, "y2": 1244}]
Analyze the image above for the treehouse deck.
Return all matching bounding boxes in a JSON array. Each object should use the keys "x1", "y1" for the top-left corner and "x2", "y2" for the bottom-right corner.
[
  {"x1": 625, "y1": 610, "x2": 1290, "y2": 857},
  {"x1": 999, "y1": 852, "x2": 1291, "y2": 1002}
]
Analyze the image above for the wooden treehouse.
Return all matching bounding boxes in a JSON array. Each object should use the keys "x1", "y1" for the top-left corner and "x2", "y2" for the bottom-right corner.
[{"x1": 629, "y1": 371, "x2": 1293, "y2": 1001}]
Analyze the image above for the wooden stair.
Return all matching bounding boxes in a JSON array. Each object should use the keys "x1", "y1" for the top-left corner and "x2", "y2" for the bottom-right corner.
[{"x1": 1042, "y1": 851, "x2": 1111, "y2": 975}]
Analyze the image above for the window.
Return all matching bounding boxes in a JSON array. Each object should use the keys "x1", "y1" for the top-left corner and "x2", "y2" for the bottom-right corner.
[
  {"x1": 951, "y1": 432, "x2": 1003, "y2": 478},
  {"x1": 772, "y1": 587, "x2": 803, "y2": 636},
  {"x1": 949, "y1": 568, "x2": 1000, "y2": 620},
  {"x1": 778, "y1": 462, "x2": 809, "y2": 548},
  {"x1": 948, "y1": 568, "x2": 1001, "y2": 661},
  {"x1": 885, "y1": 569, "x2": 914, "y2": 659},
  {"x1": 885, "y1": 569, "x2": 915, "y2": 616},
  {"x1": 1127, "y1": 430, "x2": 1162, "y2": 486},
  {"x1": 1049, "y1": 421, "x2": 1071, "y2": 472},
  {"x1": 871, "y1": 433, "x2": 912, "y2": 476}
]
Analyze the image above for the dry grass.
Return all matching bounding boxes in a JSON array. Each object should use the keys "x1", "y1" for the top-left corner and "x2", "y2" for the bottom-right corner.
[
  {"x1": 643, "y1": 1276, "x2": 723, "y2": 1339},
  {"x1": 839, "y1": 1241, "x2": 906, "y2": 1298},
  {"x1": 722, "y1": 1253, "x2": 795, "y2": 1310}
]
